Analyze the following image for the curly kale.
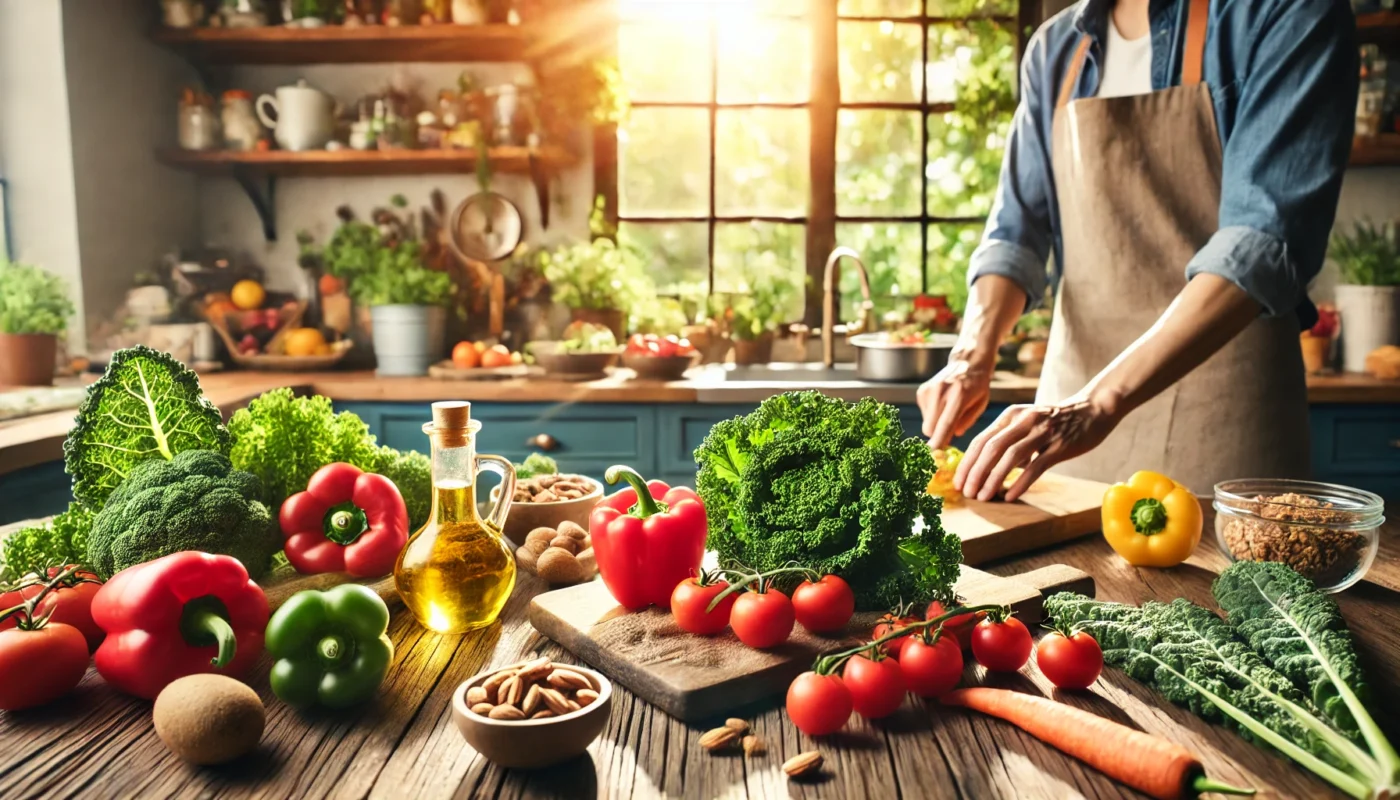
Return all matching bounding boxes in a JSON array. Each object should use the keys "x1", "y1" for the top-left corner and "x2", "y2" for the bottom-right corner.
[
  {"x1": 0, "y1": 503, "x2": 96, "y2": 581},
  {"x1": 695, "y1": 391, "x2": 959, "y2": 610},
  {"x1": 87, "y1": 449, "x2": 277, "y2": 579},
  {"x1": 63, "y1": 346, "x2": 230, "y2": 508}
]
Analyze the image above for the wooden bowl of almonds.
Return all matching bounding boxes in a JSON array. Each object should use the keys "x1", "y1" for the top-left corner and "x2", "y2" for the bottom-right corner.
[
  {"x1": 499, "y1": 474, "x2": 603, "y2": 546},
  {"x1": 450, "y1": 657, "x2": 613, "y2": 768}
]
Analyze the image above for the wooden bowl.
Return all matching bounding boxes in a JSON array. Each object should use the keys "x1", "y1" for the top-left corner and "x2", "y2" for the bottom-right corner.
[
  {"x1": 621, "y1": 353, "x2": 698, "y2": 381},
  {"x1": 496, "y1": 476, "x2": 603, "y2": 545},
  {"x1": 451, "y1": 662, "x2": 612, "y2": 769},
  {"x1": 530, "y1": 342, "x2": 623, "y2": 380}
]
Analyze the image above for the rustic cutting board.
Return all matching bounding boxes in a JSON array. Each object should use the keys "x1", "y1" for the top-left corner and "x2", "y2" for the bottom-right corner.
[
  {"x1": 942, "y1": 472, "x2": 1109, "y2": 565},
  {"x1": 527, "y1": 563, "x2": 1094, "y2": 722}
]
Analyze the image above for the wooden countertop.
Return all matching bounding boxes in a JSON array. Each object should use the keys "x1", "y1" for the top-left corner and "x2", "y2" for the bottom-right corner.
[
  {"x1": 0, "y1": 368, "x2": 1394, "y2": 477},
  {"x1": 2, "y1": 515, "x2": 1397, "y2": 799}
]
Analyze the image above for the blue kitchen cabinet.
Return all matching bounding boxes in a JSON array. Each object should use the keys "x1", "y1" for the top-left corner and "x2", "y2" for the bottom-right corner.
[
  {"x1": 0, "y1": 460, "x2": 71, "y2": 525},
  {"x1": 1310, "y1": 404, "x2": 1400, "y2": 498}
]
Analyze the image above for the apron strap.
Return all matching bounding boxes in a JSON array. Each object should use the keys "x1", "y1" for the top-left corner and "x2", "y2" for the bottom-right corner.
[{"x1": 1056, "y1": 0, "x2": 1211, "y2": 108}]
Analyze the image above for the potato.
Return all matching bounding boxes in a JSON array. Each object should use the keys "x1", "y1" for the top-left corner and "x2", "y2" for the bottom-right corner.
[{"x1": 154, "y1": 674, "x2": 264, "y2": 765}]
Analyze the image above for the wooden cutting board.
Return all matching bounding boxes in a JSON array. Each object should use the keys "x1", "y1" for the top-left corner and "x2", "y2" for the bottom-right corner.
[
  {"x1": 942, "y1": 472, "x2": 1109, "y2": 565},
  {"x1": 528, "y1": 563, "x2": 1094, "y2": 722}
]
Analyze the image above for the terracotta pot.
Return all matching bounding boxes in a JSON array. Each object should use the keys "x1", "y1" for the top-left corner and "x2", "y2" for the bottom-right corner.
[
  {"x1": 0, "y1": 333, "x2": 57, "y2": 386},
  {"x1": 570, "y1": 307, "x2": 625, "y2": 342},
  {"x1": 731, "y1": 331, "x2": 774, "y2": 365},
  {"x1": 1299, "y1": 333, "x2": 1332, "y2": 374}
]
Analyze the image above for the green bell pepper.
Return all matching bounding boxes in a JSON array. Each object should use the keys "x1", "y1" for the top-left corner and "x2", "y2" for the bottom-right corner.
[{"x1": 265, "y1": 584, "x2": 394, "y2": 709}]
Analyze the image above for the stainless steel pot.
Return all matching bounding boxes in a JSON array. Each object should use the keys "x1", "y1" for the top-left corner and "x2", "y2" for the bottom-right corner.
[{"x1": 850, "y1": 333, "x2": 957, "y2": 382}]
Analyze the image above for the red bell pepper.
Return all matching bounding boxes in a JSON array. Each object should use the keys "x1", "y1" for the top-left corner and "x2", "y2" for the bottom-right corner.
[
  {"x1": 589, "y1": 465, "x2": 707, "y2": 610},
  {"x1": 92, "y1": 551, "x2": 269, "y2": 700},
  {"x1": 279, "y1": 462, "x2": 409, "y2": 578}
]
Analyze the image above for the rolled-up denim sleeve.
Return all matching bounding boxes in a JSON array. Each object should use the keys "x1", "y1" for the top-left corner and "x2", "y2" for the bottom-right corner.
[
  {"x1": 1184, "y1": 0, "x2": 1357, "y2": 317},
  {"x1": 967, "y1": 29, "x2": 1055, "y2": 310}
]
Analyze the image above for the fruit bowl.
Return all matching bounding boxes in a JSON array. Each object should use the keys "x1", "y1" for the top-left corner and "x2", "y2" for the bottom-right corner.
[
  {"x1": 621, "y1": 352, "x2": 698, "y2": 381},
  {"x1": 529, "y1": 341, "x2": 623, "y2": 380}
]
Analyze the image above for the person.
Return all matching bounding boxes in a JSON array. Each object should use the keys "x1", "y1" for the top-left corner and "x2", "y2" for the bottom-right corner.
[{"x1": 917, "y1": 0, "x2": 1358, "y2": 501}]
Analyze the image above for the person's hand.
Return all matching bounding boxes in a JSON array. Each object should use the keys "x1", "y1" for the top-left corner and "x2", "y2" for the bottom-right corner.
[
  {"x1": 918, "y1": 355, "x2": 995, "y2": 448},
  {"x1": 953, "y1": 390, "x2": 1124, "y2": 502}
]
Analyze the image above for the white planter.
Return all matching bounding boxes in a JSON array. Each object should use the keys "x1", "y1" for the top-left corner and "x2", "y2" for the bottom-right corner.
[
  {"x1": 371, "y1": 305, "x2": 445, "y2": 376},
  {"x1": 1335, "y1": 284, "x2": 1400, "y2": 373}
]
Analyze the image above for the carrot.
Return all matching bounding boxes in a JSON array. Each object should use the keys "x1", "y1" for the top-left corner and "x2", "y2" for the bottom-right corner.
[{"x1": 941, "y1": 688, "x2": 1254, "y2": 799}]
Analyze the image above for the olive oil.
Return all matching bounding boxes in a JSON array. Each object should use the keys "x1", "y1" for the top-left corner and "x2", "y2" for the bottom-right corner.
[{"x1": 394, "y1": 402, "x2": 518, "y2": 634}]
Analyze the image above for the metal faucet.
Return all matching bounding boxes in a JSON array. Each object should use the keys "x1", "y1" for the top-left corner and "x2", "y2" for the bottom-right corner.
[{"x1": 822, "y1": 246, "x2": 876, "y2": 368}]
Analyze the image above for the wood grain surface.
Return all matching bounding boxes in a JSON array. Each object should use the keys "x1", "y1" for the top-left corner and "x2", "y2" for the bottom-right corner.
[
  {"x1": 3, "y1": 513, "x2": 1398, "y2": 799},
  {"x1": 942, "y1": 473, "x2": 1107, "y2": 565}
]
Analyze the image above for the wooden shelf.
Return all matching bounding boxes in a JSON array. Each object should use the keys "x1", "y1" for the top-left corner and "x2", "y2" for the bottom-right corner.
[
  {"x1": 1351, "y1": 134, "x2": 1400, "y2": 167},
  {"x1": 150, "y1": 24, "x2": 533, "y2": 64},
  {"x1": 155, "y1": 146, "x2": 576, "y2": 176},
  {"x1": 1358, "y1": 11, "x2": 1400, "y2": 47}
]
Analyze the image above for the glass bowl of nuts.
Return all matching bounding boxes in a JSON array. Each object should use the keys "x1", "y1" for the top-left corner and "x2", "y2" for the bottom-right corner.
[
  {"x1": 1214, "y1": 479, "x2": 1384, "y2": 592},
  {"x1": 451, "y1": 657, "x2": 612, "y2": 768}
]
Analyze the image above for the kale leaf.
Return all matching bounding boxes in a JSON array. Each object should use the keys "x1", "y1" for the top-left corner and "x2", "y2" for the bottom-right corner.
[
  {"x1": 0, "y1": 502, "x2": 96, "y2": 581},
  {"x1": 63, "y1": 346, "x2": 230, "y2": 508}
]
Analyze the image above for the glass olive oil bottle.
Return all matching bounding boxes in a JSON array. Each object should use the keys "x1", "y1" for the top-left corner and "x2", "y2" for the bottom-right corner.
[{"x1": 394, "y1": 401, "x2": 517, "y2": 633}]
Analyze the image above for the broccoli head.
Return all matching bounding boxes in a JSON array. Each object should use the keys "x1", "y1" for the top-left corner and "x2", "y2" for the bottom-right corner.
[{"x1": 87, "y1": 449, "x2": 278, "y2": 579}]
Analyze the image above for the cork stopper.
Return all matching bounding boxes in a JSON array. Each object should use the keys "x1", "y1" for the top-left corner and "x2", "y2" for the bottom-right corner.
[{"x1": 432, "y1": 401, "x2": 471, "y2": 446}]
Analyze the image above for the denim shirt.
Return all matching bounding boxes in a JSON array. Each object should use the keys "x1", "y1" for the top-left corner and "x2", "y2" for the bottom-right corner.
[{"x1": 969, "y1": 0, "x2": 1358, "y2": 327}]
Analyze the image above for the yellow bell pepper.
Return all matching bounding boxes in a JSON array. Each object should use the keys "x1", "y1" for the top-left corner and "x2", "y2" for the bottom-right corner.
[{"x1": 1101, "y1": 471, "x2": 1202, "y2": 567}]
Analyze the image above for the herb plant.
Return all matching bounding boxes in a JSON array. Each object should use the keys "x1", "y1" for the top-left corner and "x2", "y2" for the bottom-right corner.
[
  {"x1": 64, "y1": 346, "x2": 231, "y2": 508},
  {"x1": 711, "y1": 253, "x2": 803, "y2": 341},
  {"x1": 541, "y1": 197, "x2": 652, "y2": 313},
  {"x1": 1330, "y1": 219, "x2": 1400, "y2": 286},
  {"x1": 304, "y1": 203, "x2": 455, "y2": 308},
  {"x1": 695, "y1": 391, "x2": 960, "y2": 611},
  {"x1": 0, "y1": 259, "x2": 73, "y2": 336}
]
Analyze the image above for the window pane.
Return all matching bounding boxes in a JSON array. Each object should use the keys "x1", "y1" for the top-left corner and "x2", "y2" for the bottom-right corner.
[
  {"x1": 715, "y1": 109, "x2": 810, "y2": 217},
  {"x1": 838, "y1": 21, "x2": 923, "y2": 103},
  {"x1": 839, "y1": 0, "x2": 921, "y2": 15},
  {"x1": 718, "y1": 19, "x2": 810, "y2": 103},
  {"x1": 926, "y1": 222, "x2": 983, "y2": 313},
  {"x1": 714, "y1": 222, "x2": 807, "y2": 324},
  {"x1": 619, "y1": 21, "x2": 712, "y2": 103},
  {"x1": 835, "y1": 222, "x2": 921, "y2": 320},
  {"x1": 619, "y1": 222, "x2": 709, "y2": 296},
  {"x1": 927, "y1": 21, "x2": 1015, "y2": 104},
  {"x1": 927, "y1": 0, "x2": 1017, "y2": 17},
  {"x1": 926, "y1": 21, "x2": 1016, "y2": 216},
  {"x1": 620, "y1": 108, "x2": 710, "y2": 216},
  {"x1": 837, "y1": 109, "x2": 921, "y2": 217}
]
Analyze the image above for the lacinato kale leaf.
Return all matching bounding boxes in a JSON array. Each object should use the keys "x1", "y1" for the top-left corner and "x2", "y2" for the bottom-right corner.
[
  {"x1": 695, "y1": 391, "x2": 959, "y2": 610},
  {"x1": 63, "y1": 346, "x2": 230, "y2": 508}
]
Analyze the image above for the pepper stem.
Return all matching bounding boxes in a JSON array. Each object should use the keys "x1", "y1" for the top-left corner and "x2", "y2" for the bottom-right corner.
[
  {"x1": 605, "y1": 465, "x2": 665, "y2": 518},
  {"x1": 323, "y1": 502, "x2": 370, "y2": 546},
  {"x1": 182, "y1": 604, "x2": 238, "y2": 669},
  {"x1": 318, "y1": 634, "x2": 352, "y2": 666},
  {"x1": 1131, "y1": 498, "x2": 1169, "y2": 536},
  {"x1": 1191, "y1": 775, "x2": 1256, "y2": 796}
]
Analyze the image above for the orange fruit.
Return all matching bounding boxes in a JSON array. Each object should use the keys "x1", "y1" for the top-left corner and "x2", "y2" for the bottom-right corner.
[
  {"x1": 480, "y1": 344, "x2": 512, "y2": 369},
  {"x1": 452, "y1": 341, "x2": 481, "y2": 369},
  {"x1": 284, "y1": 327, "x2": 327, "y2": 357},
  {"x1": 231, "y1": 280, "x2": 266, "y2": 311},
  {"x1": 319, "y1": 274, "x2": 345, "y2": 296}
]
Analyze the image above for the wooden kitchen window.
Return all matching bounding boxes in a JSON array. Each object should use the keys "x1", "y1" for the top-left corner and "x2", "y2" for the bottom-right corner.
[{"x1": 611, "y1": 0, "x2": 1024, "y2": 323}]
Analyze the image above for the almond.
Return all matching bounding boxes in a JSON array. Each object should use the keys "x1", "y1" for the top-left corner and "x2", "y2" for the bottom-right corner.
[
  {"x1": 742, "y1": 735, "x2": 765, "y2": 757},
  {"x1": 782, "y1": 751, "x2": 822, "y2": 779},
  {"x1": 521, "y1": 684, "x2": 543, "y2": 716},
  {"x1": 481, "y1": 669, "x2": 512, "y2": 703},
  {"x1": 531, "y1": 709, "x2": 555, "y2": 719},
  {"x1": 516, "y1": 656, "x2": 553, "y2": 682},
  {"x1": 699, "y1": 727, "x2": 740, "y2": 752},
  {"x1": 466, "y1": 686, "x2": 489, "y2": 706},
  {"x1": 500, "y1": 675, "x2": 524, "y2": 707},
  {"x1": 489, "y1": 704, "x2": 526, "y2": 721},
  {"x1": 724, "y1": 718, "x2": 749, "y2": 734},
  {"x1": 470, "y1": 702, "x2": 494, "y2": 715},
  {"x1": 575, "y1": 688, "x2": 599, "y2": 707},
  {"x1": 547, "y1": 669, "x2": 591, "y2": 691},
  {"x1": 540, "y1": 687, "x2": 572, "y2": 715}
]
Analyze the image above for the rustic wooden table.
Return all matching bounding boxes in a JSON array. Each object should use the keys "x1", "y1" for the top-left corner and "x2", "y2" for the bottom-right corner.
[{"x1": 3, "y1": 519, "x2": 1397, "y2": 800}]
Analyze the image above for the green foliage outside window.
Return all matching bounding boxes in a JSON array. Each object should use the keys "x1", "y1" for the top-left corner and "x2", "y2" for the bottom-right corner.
[{"x1": 0, "y1": 259, "x2": 73, "y2": 336}]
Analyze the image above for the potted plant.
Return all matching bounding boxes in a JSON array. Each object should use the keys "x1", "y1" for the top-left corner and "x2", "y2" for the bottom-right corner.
[
  {"x1": 540, "y1": 198, "x2": 648, "y2": 341},
  {"x1": 719, "y1": 258, "x2": 802, "y2": 366},
  {"x1": 0, "y1": 259, "x2": 74, "y2": 386},
  {"x1": 1330, "y1": 219, "x2": 1400, "y2": 373}
]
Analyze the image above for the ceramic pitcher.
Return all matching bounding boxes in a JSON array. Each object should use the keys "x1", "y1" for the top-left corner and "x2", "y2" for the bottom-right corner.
[{"x1": 256, "y1": 80, "x2": 334, "y2": 151}]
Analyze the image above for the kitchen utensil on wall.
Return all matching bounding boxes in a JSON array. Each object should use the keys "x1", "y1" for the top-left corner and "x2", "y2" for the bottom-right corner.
[
  {"x1": 447, "y1": 192, "x2": 523, "y2": 263},
  {"x1": 256, "y1": 81, "x2": 335, "y2": 152}
]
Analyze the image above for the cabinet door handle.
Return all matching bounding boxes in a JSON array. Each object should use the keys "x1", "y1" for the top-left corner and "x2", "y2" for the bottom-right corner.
[{"x1": 527, "y1": 433, "x2": 559, "y2": 451}]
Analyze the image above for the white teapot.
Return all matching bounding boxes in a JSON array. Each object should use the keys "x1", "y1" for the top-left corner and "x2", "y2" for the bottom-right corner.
[{"x1": 256, "y1": 80, "x2": 334, "y2": 151}]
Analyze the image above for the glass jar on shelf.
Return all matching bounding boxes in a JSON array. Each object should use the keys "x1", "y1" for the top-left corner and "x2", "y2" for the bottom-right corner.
[
  {"x1": 178, "y1": 89, "x2": 220, "y2": 151},
  {"x1": 221, "y1": 90, "x2": 262, "y2": 151}
]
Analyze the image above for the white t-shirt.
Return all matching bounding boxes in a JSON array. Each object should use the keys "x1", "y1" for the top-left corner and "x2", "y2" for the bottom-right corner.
[{"x1": 1098, "y1": 18, "x2": 1153, "y2": 98}]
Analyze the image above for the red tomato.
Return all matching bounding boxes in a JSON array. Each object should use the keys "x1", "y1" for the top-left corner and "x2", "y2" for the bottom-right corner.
[
  {"x1": 0, "y1": 570, "x2": 104, "y2": 652},
  {"x1": 1035, "y1": 629, "x2": 1103, "y2": 690},
  {"x1": 899, "y1": 635, "x2": 963, "y2": 697},
  {"x1": 842, "y1": 653, "x2": 906, "y2": 719},
  {"x1": 0, "y1": 622, "x2": 88, "y2": 710},
  {"x1": 873, "y1": 613, "x2": 920, "y2": 658},
  {"x1": 626, "y1": 334, "x2": 649, "y2": 355},
  {"x1": 970, "y1": 616, "x2": 1033, "y2": 673},
  {"x1": 670, "y1": 578, "x2": 735, "y2": 636},
  {"x1": 925, "y1": 599, "x2": 979, "y2": 650},
  {"x1": 792, "y1": 575, "x2": 855, "y2": 633},
  {"x1": 786, "y1": 671, "x2": 853, "y2": 736},
  {"x1": 730, "y1": 590, "x2": 795, "y2": 649}
]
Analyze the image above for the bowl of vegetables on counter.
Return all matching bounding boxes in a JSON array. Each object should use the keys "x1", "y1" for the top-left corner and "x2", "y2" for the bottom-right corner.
[
  {"x1": 529, "y1": 322, "x2": 623, "y2": 380},
  {"x1": 850, "y1": 329, "x2": 957, "y2": 382},
  {"x1": 621, "y1": 334, "x2": 698, "y2": 381}
]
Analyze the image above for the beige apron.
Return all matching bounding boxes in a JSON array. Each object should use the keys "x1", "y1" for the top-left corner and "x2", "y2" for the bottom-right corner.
[{"x1": 1036, "y1": 0, "x2": 1309, "y2": 496}]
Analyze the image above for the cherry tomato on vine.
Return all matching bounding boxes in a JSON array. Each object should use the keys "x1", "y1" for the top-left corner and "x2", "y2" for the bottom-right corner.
[
  {"x1": 730, "y1": 589, "x2": 795, "y2": 649},
  {"x1": 0, "y1": 622, "x2": 88, "y2": 710},
  {"x1": 970, "y1": 616, "x2": 1033, "y2": 673},
  {"x1": 925, "y1": 599, "x2": 978, "y2": 650},
  {"x1": 873, "y1": 611, "x2": 920, "y2": 659},
  {"x1": 0, "y1": 568, "x2": 103, "y2": 652},
  {"x1": 1035, "y1": 629, "x2": 1103, "y2": 690},
  {"x1": 786, "y1": 671, "x2": 853, "y2": 735},
  {"x1": 899, "y1": 635, "x2": 964, "y2": 697},
  {"x1": 842, "y1": 653, "x2": 906, "y2": 718},
  {"x1": 670, "y1": 577, "x2": 736, "y2": 636},
  {"x1": 792, "y1": 575, "x2": 855, "y2": 633}
]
